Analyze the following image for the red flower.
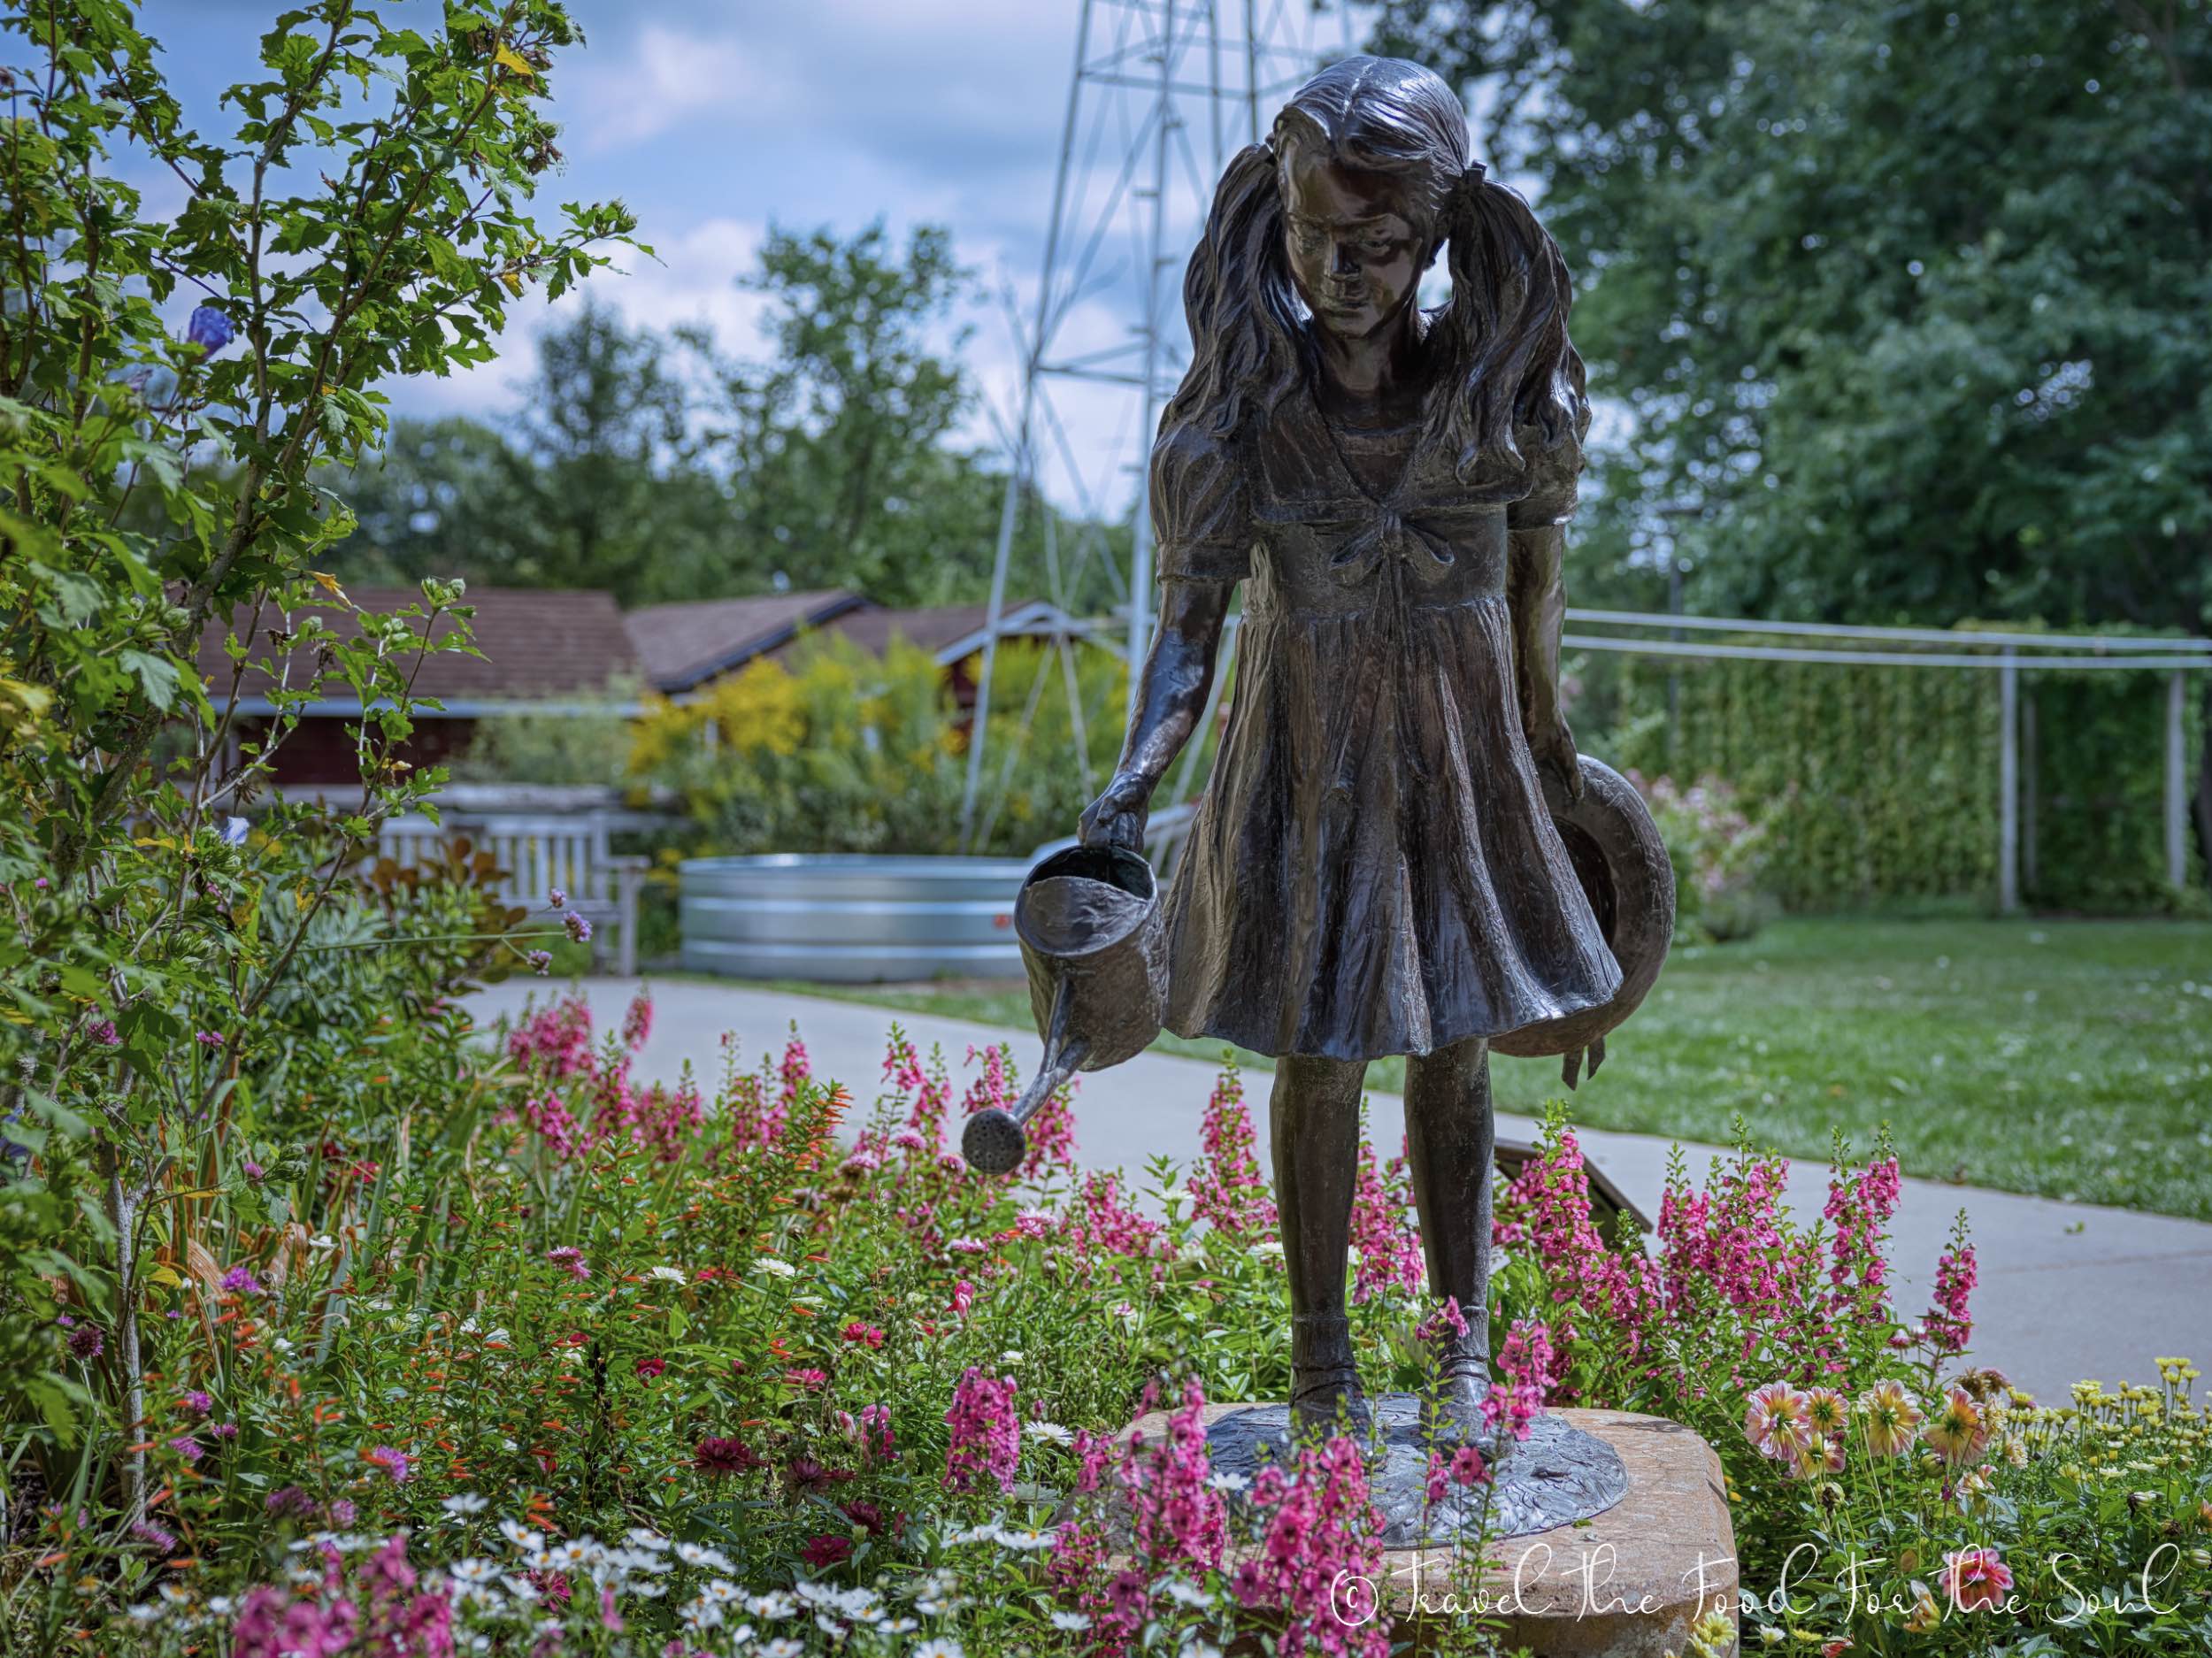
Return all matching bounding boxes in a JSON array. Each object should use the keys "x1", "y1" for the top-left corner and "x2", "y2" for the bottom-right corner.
[
  {"x1": 694, "y1": 1436, "x2": 766, "y2": 1475},
  {"x1": 841, "y1": 1499, "x2": 898, "y2": 1536},
  {"x1": 787, "y1": 1455, "x2": 856, "y2": 1494},
  {"x1": 841, "y1": 1321, "x2": 885, "y2": 1348},
  {"x1": 800, "y1": 1533, "x2": 851, "y2": 1569},
  {"x1": 634, "y1": 1357, "x2": 665, "y2": 1379}
]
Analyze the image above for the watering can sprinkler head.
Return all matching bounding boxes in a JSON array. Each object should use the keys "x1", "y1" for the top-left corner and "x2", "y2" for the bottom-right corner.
[{"x1": 959, "y1": 842, "x2": 1169, "y2": 1174}]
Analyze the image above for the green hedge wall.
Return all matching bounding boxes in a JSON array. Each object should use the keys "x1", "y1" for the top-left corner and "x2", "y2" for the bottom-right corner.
[{"x1": 1582, "y1": 648, "x2": 2203, "y2": 914}]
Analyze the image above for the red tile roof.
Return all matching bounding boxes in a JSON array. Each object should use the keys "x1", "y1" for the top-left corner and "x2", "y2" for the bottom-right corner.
[{"x1": 197, "y1": 587, "x2": 641, "y2": 708}]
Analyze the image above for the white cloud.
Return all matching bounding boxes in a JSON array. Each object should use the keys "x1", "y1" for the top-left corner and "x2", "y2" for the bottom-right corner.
[{"x1": 570, "y1": 25, "x2": 782, "y2": 153}]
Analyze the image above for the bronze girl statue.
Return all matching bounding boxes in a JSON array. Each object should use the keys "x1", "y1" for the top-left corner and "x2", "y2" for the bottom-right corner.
[{"x1": 1079, "y1": 57, "x2": 1623, "y2": 1437}]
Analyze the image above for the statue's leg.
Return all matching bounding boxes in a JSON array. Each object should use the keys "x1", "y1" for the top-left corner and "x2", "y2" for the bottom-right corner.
[
  {"x1": 1271, "y1": 1050, "x2": 1371, "y2": 1436},
  {"x1": 1403, "y1": 1032, "x2": 1494, "y2": 1435}
]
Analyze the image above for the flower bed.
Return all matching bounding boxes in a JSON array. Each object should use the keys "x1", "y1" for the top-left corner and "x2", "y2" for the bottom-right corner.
[{"x1": 14, "y1": 988, "x2": 2202, "y2": 1656}]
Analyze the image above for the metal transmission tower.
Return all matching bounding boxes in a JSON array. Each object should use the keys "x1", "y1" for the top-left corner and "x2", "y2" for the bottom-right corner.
[{"x1": 958, "y1": 0, "x2": 1364, "y2": 848}]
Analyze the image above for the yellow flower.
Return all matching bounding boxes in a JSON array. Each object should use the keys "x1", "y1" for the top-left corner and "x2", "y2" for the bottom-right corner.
[
  {"x1": 1903, "y1": 1583, "x2": 1940, "y2": 1633},
  {"x1": 1858, "y1": 1379, "x2": 1922, "y2": 1458},
  {"x1": 1926, "y1": 1386, "x2": 1990, "y2": 1468}
]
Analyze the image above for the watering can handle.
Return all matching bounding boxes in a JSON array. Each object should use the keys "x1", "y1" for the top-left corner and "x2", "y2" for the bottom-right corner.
[{"x1": 961, "y1": 980, "x2": 1089, "y2": 1174}]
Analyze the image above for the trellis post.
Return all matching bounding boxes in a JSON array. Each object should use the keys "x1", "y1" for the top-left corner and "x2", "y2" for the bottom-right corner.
[
  {"x1": 1998, "y1": 650, "x2": 2020, "y2": 914},
  {"x1": 2169, "y1": 670, "x2": 2190, "y2": 892}
]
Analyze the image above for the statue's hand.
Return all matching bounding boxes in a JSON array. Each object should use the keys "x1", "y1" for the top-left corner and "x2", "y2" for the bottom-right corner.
[
  {"x1": 1528, "y1": 714, "x2": 1586, "y2": 805},
  {"x1": 1079, "y1": 771, "x2": 1152, "y2": 853}
]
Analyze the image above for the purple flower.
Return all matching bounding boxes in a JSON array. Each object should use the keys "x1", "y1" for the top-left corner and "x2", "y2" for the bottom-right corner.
[
  {"x1": 169, "y1": 1436, "x2": 204, "y2": 1462},
  {"x1": 562, "y1": 910, "x2": 592, "y2": 944},
  {"x1": 526, "y1": 949, "x2": 552, "y2": 977},
  {"x1": 196, "y1": 1031, "x2": 225, "y2": 1048},
  {"x1": 547, "y1": 887, "x2": 567, "y2": 910},
  {"x1": 209, "y1": 1422, "x2": 239, "y2": 1440},
  {"x1": 88, "y1": 1020, "x2": 119, "y2": 1048},
  {"x1": 130, "y1": 1518, "x2": 177, "y2": 1552},
  {"x1": 181, "y1": 1390, "x2": 213, "y2": 1416},
  {"x1": 265, "y1": 1485, "x2": 313, "y2": 1517},
  {"x1": 242, "y1": 1160, "x2": 265, "y2": 1182},
  {"x1": 219, "y1": 1265, "x2": 262, "y2": 1295},
  {"x1": 66, "y1": 1323, "x2": 104, "y2": 1360},
  {"x1": 185, "y1": 303, "x2": 234, "y2": 354},
  {"x1": 364, "y1": 1445, "x2": 412, "y2": 1484}
]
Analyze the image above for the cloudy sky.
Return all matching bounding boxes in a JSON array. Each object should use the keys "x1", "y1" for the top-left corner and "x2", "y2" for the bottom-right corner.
[{"x1": 129, "y1": 0, "x2": 1379, "y2": 515}]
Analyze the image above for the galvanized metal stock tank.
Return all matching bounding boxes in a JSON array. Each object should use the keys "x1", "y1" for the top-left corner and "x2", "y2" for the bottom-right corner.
[{"x1": 679, "y1": 854, "x2": 1031, "y2": 982}]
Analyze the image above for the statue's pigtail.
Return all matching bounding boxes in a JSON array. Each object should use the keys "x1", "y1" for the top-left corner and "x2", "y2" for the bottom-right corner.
[
  {"x1": 1432, "y1": 171, "x2": 1587, "y2": 481},
  {"x1": 1160, "y1": 141, "x2": 1306, "y2": 447}
]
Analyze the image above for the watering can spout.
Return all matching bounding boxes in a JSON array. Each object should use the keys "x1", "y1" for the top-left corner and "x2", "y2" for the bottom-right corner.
[
  {"x1": 959, "y1": 843, "x2": 1168, "y2": 1174},
  {"x1": 962, "y1": 984, "x2": 1089, "y2": 1174}
]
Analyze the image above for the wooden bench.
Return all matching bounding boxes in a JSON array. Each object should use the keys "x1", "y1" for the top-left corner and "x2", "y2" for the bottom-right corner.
[{"x1": 377, "y1": 811, "x2": 647, "y2": 976}]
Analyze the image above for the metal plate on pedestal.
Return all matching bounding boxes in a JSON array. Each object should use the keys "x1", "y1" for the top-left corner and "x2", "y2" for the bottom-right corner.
[{"x1": 1201, "y1": 1393, "x2": 1630, "y2": 1547}]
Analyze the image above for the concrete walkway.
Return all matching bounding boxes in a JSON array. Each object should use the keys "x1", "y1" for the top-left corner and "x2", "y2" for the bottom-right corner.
[{"x1": 472, "y1": 976, "x2": 2212, "y2": 1404}]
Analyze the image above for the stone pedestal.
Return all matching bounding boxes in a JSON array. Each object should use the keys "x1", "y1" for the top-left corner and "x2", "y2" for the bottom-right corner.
[{"x1": 1117, "y1": 1400, "x2": 1738, "y2": 1658}]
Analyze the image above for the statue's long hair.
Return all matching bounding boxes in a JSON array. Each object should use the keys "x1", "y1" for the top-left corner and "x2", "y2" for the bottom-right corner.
[{"x1": 1159, "y1": 56, "x2": 1586, "y2": 481}]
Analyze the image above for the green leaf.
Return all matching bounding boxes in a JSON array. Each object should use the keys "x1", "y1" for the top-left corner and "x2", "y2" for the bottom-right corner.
[{"x1": 119, "y1": 649, "x2": 183, "y2": 712}]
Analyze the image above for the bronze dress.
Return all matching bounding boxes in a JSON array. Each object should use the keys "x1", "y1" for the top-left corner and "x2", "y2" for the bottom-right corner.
[{"x1": 1151, "y1": 381, "x2": 1623, "y2": 1061}]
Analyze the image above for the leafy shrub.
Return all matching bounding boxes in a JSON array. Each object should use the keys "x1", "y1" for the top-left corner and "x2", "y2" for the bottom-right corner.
[{"x1": 1630, "y1": 771, "x2": 1776, "y2": 942}]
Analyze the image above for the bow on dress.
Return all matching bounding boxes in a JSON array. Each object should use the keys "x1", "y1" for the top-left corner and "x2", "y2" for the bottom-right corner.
[{"x1": 1325, "y1": 503, "x2": 1458, "y2": 590}]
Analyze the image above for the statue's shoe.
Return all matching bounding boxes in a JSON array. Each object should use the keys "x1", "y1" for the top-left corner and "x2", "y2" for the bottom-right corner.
[
  {"x1": 1288, "y1": 1309, "x2": 1372, "y2": 1439},
  {"x1": 1421, "y1": 1363, "x2": 1493, "y2": 1446},
  {"x1": 1289, "y1": 1370, "x2": 1373, "y2": 1440}
]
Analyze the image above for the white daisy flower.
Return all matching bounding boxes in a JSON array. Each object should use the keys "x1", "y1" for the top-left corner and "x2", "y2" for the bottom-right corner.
[
  {"x1": 703, "y1": 1578, "x2": 742, "y2": 1605},
  {"x1": 449, "y1": 1560, "x2": 499, "y2": 1584},
  {"x1": 680, "y1": 1597, "x2": 725, "y2": 1631},
  {"x1": 1253, "y1": 1240, "x2": 1285, "y2": 1256},
  {"x1": 752, "y1": 1256, "x2": 796, "y2": 1279},
  {"x1": 206, "y1": 1597, "x2": 235, "y2": 1616},
  {"x1": 995, "y1": 1524, "x2": 1055, "y2": 1550},
  {"x1": 501, "y1": 1575, "x2": 540, "y2": 1603},
  {"x1": 746, "y1": 1590, "x2": 797, "y2": 1620},
  {"x1": 879, "y1": 1616, "x2": 920, "y2": 1634},
  {"x1": 1023, "y1": 1421, "x2": 1073, "y2": 1445},
  {"x1": 441, "y1": 1493, "x2": 488, "y2": 1516},
  {"x1": 915, "y1": 1597, "x2": 948, "y2": 1616},
  {"x1": 1207, "y1": 1470, "x2": 1252, "y2": 1493},
  {"x1": 1051, "y1": 1610, "x2": 1093, "y2": 1631},
  {"x1": 626, "y1": 1581, "x2": 668, "y2": 1600},
  {"x1": 127, "y1": 1604, "x2": 164, "y2": 1623},
  {"x1": 1000, "y1": 1348, "x2": 1024, "y2": 1363},
  {"x1": 650, "y1": 1265, "x2": 687, "y2": 1284},
  {"x1": 498, "y1": 1520, "x2": 547, "y2": 1555},
  {"x1": 1182, "y1": 1643, "x2": 1225, "y2": 1658},
  {"x1": 1163, "y1": 1578, "x2": 1210, "y2": 1608},
  {"x1": 761, "y1": 1639, "x2": 805, "y2": 1658},
  {"x1": 914, "y1": 1637, "x2": 965, "y2": 1658},
  {"x1": 626, "y1": 1527, "x2": 670, "y2": 1551}
]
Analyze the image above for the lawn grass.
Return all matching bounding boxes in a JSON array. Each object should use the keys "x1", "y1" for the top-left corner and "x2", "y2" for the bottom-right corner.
[{"x1": 750, "y1": 915, "x2": 2212, "y2": 1219}]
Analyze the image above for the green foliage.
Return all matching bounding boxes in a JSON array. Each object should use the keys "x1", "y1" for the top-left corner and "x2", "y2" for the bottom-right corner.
[
  {"x1": 630, "y1": 633, "x2": 1135, "y2": 857},
  {"x1": 328, "y1": 226, "x2": 1133, "y2": 614},
  {"x1": 0, "y1": 0, "x2": 628, "y2": 1521},
  {"x1": 1378, "y1": 0, "x2": 2212, "y2": 886},
  {"x1": 1584, "y1": 647, "x2": 2205, "y2": 911},
  {"x1": 1607, "y1": 652, "x2": 2002, "y2": 910}
]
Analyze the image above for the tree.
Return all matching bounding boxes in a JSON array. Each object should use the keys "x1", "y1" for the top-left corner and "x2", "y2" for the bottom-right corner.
[
  {"x1": 692, "y1": 219, "x2": 1005, "y2": 607},
  {"x1": 1377, "y1": 0, "x2": 2212, "y2": 867},
  {"x1": 0, "y1": 0, "x2": 628, "y2": 1508}
]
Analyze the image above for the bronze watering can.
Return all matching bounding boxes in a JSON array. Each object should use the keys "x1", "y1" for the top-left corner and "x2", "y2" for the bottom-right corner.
[{"x1": 960, "y1": 844, "x2": 1169, "y2": 1174}]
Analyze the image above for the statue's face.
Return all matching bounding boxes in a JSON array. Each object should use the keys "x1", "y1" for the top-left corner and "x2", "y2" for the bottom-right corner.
[{"x1": 1279, "y1": 137, "x2": 1432, "y2": 345}]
